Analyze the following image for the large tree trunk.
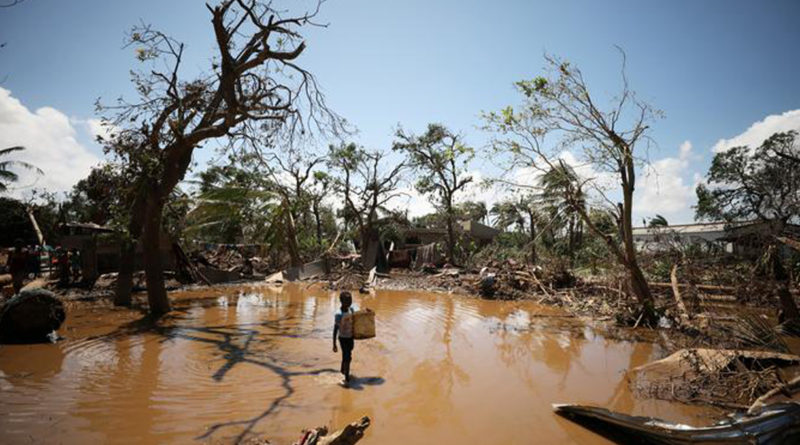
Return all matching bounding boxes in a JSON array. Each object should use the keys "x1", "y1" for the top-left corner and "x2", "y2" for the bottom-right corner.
[
  {"x1": 284, "y1": 204, "x2": 302, "y2": 268},
  {"x1": 772, "y1": 250, "x2": 800, "y2": 321},
  {"x1": 627, "y1": 259, "x2": 656, "y2": 324},
  {"x1": 620, "y1": 159, "x2": 657, "y2": 325},
  {"x1": 359, "y1": 229, "x2": 370, "y2": 268},
  {"x1": 313, "y1": 202, "x2": 323, "y2": 250},
  {"x1": 114, "y1": 195, "x2": 146, "y2": 307},
  {"x1": 141, "y1": 199, "x2": 171, "y2": 315},
  {"x1": 445, "y1": 204, "x2": 456, "y2": 264},
  {"x1": 114, "y1": 237, "x2": 136, "y2": 306},
  {"x1": 567, "y1": 216, "x2": 576, "y2": 266},
  {"x1": 571, "y1": 163, "x2": 657, "y2": 325},
  {"x1": 529, "y1": 217, "x2": 537, "y2": 264}
]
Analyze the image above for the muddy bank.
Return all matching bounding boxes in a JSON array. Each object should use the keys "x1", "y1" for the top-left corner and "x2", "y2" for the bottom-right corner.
[{"x1": 0, "y1": 283, "x2": 724, "y2": 444}]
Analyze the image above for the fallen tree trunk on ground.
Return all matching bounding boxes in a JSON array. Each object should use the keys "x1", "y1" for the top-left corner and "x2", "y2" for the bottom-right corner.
[{"x1": 649, "y1": 282, "x2": 737, "y2": 292}]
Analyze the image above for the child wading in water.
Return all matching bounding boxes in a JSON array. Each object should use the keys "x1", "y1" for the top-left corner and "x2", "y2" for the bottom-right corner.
[{"x1": 333, "y1": 291, "x2": 357, "y2": 386}]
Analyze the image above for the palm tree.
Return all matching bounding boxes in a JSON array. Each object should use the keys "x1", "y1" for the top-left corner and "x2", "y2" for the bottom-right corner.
[
  {"x1": 491, "y1": 199, "x2": 524, "y2": 232},
  {"x1": 0, "y1": 146, "x2": 41, "y2": 192},
  {"x1": 648, "y1": 214, "x2": 668, "y2": 227},
  {"x1": 491, "y1": 193, "x2": 543, "y2": 263},
  {"x1": 538, "y1": 162, "x2": 586, "y2": 263}
]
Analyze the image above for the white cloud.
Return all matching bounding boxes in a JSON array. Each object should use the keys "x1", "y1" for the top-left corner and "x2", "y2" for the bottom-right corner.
[
  {"x1": 712, "y1": 109, "x2": 800, "y2": 153},
  {"x1": 634, "y1": 140, "x2": 697, "y2": 223},
  {"x1": 85, "y1": 118, "x2": 119, "y2": 142},
  {"x1": 385, "y1": 185, "x2": 437, "y2": 218},
  {"x1": 0, "y1": 88, "x2": 101, "y2": 198}
]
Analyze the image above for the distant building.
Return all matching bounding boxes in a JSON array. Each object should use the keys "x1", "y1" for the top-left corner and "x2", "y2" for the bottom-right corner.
[
  {"x1": 60, "y1": 222, "x2": 176, "y2": 277},
  {"x1": 399, "y1": 219, "x2": 501, "y2": 249},
  {"x1": 632, "y1": 220, "x2": 800, "y2": 256}
]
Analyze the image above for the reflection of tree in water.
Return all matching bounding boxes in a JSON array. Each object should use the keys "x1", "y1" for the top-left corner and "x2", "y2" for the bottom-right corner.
[
  {"x1": 605, "y1": 341, "x2": 653, "y2": 413},
  {"x1": 494, "y1": 317, "x2": 588, "y2": 392},
  {"x1": 401, "y1": 297, "x2": 470, "y2": 427},
  {"x1": 101, "y1": 301, "x2": 339, "y2": 444}
]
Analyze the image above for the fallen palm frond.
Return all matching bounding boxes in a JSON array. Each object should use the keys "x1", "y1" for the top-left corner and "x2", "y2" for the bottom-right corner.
[{"x1": 723, "y1": 312, "x2": 790, "y2": 353}]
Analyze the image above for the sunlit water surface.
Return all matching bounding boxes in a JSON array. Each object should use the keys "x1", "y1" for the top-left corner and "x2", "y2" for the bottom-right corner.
[{"x1": 0, "y1": 283, "x2": 719, "y2": 444}]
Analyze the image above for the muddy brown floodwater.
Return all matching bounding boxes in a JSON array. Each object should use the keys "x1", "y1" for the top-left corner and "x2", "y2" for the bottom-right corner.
[{"x1": 0, "y1": 283, "x2": 721, "y2": 444}]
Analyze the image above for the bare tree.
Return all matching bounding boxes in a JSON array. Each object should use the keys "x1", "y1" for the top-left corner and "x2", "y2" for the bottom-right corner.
[
  {"x1": 255, "y1": 147, "x2": 326, "y2": 267},
  {"x1": 484, "y1": 52, "x2": 661, "y2": 324},
  {"x1": 393, "y1": 124, "x2": 474, "y2": 263},
  {"x1": 328, "y1": 143, "x2": 406, "y2": 266},
  {"x1": 100, "y1": 1, "x2": 342, "y2": 314}
]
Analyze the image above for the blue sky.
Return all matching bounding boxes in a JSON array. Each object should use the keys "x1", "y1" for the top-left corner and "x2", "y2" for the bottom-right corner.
[{"x1": 1, "y1": 0, "x2": 799, "y2": 223}]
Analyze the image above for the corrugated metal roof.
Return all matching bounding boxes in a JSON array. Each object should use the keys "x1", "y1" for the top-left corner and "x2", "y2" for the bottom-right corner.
[{"x1": 631, "y1": 221, "x2": 752, "y2": 236}]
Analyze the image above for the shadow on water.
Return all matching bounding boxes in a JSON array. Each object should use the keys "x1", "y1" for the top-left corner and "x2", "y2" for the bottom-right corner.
[
  {"x1": 97, "y1": 301, "x2": 378, "y2": 444},
  {"x1": 342, "y1": 376, "x2": 386, "y2": 391}
]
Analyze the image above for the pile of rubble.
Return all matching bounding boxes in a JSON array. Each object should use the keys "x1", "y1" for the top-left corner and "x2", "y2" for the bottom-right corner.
[
  {"x1": 631, "y1": 348, "x2": 800, "y2": 408},
  {"x1": 192, "y1": 246, "x2": 272, "y2": 278}
]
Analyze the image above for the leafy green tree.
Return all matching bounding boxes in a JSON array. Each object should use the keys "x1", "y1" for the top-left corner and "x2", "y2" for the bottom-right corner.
[
  {"x1": 188, "y1": 163, "x2": 271, "y2": 244},
  {"x1": 61, "y1": 164, "x2": 125, "y2": 225},
  {"x1": 0, "y1": 197, "x2": 37, "y2": 246},
  {"x1": 696, "y1": 131, "x2": 800, "y2": 224},
  {"x1": 484, "y1": 52, "x2": 660, "y2": 324},
  {"x1": 695, "y1": 131, "x2": 800, "y2": 320},
  {"x1": 455, "y1": 200, "x2": 488, "y2": 224},
  {"x1": 393, "y1": 124, "x2": 474, "y2": 262}
]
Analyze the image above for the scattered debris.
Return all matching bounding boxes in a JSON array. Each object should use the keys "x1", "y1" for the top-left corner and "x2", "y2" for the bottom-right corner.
[
  {"x1": 283, "y1": 259, "x2": 331, "y2": 282},
  {"x1": 196, "y1": 264, "x2": 241, "y2": 284},
  {"x1": 631, "y1": 349, "x2": 800, "y2": 407},
  {"x1": 413, "y1": 243, "x2": 442, "y2": 270},
  {"x1": 749, "y1": 375, "x2": 800, "y2": 416}
]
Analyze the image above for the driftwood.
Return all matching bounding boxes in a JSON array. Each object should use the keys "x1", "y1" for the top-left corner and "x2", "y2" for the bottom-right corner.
[
  {"x1": 670, "y1": 264, "x2": 690, "y2": 322},
  {"x1": 297, "y1": 416, "x2": 370, "y2": 445},
  {"x1": 649, "y1": 282, "x2": 736, "y2": 292},
  {"x1": 748, "y1": 375, "x2": 800, "y2": 415},
  {"x1": 776, "y1": 236, "x2": 800, "y2": 252}
]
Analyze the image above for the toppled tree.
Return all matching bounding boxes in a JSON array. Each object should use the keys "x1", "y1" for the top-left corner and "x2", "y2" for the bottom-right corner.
[
  {"x1": 98, "y1": 1, "x2": 341, "y2": 314},
  {"x1": 696, "y1": 130, "x2": 800, "y2": 320},
  {"x1": 393, "y1": 124, "x2": 474, "y2": 263},
  {"x1": 328, "y1": 143, "x2": 405, "y2": 267},
  {"x1": 484, "y1": 52, "x2": 660, "y2": 325}
]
